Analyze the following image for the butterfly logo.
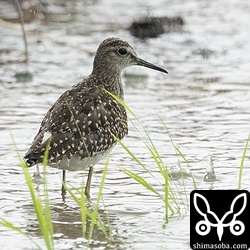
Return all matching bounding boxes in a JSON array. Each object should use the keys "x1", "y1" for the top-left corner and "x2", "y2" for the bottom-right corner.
[{"x1": 193, "y1": 193, "x2": 247, "y2": 241}]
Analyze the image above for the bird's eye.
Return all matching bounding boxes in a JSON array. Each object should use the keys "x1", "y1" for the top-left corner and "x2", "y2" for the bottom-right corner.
[{"x1": 118, "y1": 48, "x2": 127, "y2": 55}]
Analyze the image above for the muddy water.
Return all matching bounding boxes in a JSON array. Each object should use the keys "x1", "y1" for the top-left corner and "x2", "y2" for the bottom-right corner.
[{"x1": 0, "y1": 0, "x2": 250, "y2": 249}]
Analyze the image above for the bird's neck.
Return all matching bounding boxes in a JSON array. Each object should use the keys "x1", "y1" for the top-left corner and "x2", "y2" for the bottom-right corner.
[{"x1": 91, "y1": 66, "x2": 124, "y2": 100}]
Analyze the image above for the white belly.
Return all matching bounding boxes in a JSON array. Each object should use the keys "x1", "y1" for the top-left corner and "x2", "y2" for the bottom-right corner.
[{"x1": 48, "y1": 150, "x2": 110, "y2": 171}]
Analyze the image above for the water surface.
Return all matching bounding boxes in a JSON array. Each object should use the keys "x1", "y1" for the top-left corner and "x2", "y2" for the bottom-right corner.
[{"x1": 0, "y1": 0, "x2": 250, "y2": 249}]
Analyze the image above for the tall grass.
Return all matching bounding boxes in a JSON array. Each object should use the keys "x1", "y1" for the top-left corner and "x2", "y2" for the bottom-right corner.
[
  {"x1": 14, "y1": 138, "x2": 54, "y2": 249},
  {"x1": 3, "y1": 96, "x2": 249, "y2": 248},
  {"x1": 0, "y1": 218, "x2": 42, "y2": 250},
  {"x1": 64, "y1": 155, "x2": 111, "y2": 242},
  {"x1": 105, "y1": 90, "x2": 197, "y2": 221},
  {"x1": 1, "y1": 136, "x2": 110, "y2": 249},
  {"x1": 117, "y1": 121, "x2": 196, "y2": 221}
]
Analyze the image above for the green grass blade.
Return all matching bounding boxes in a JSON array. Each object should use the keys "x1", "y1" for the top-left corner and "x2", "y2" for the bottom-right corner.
[
  {"x1": 114, "y1": 136, "x2": 145, "y2": 169},
  {"x1": 174, "y1": 145, "x2": 197, "y2": 190},
  {"x1": 115, "y1": 135, "x2": 161, "y2": 183},
  {"x1": 42, "y1": 142, "x2": 54, "y2": 249},
  {"x1": 12, "y1": 135, "x2": 54, "y2": 250},
  {"x1": 238, "y1": 133, "x2": 250, "y2": 189},
  {"x1": 103, "y1": 89, "x2": 137, "y2": 118},
  {"x1": 80, "y1": 182, "x2": 87, "y2": 238},
  {"x1": 65, "y1": 166, "x2": 107, "y2": 244},
  {"x1": 88, "y1": 155, "x2": 109, "y2": 241},
  {"x1": 144, "y1": 143, "x2": 172, "y2": 217},
  {"x1": 21, "y1": 161, "x2": 54, "y2": 250},
  {"x1": 145, "y1": 144, "x2": 166, "y2": 180},
  {"x1": 0, "y1": 218, "x2": 42, "y2": 250},
  {"x1": 64, "y1": 185, "x2": 93, "y2": 219},
  {"x1": 121, "y1": 168, "x2": 163, "y2": 198}
]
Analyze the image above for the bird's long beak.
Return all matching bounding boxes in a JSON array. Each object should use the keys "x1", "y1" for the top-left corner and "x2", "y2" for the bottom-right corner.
[{"x1": 136, "y1": 57, "x2": 168, "y2": 74}]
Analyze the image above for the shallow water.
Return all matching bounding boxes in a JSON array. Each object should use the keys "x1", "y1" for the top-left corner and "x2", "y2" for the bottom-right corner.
[{"x1": 0, "y1": 0, "x2": 250, "y2": 249}]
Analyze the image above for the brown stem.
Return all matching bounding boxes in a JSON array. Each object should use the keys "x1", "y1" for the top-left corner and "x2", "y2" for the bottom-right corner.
[{"x1": 13, "y1": 0, "x2": 29, "y2": 66}]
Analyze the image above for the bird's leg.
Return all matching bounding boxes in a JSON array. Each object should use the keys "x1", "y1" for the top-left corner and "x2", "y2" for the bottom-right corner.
[
  {"x1": 33, "y1": 165, "x2": 41, "y2": 177},
  {"x1": 85, "y1": 166, "x2": 93, "y2": 199},
  {"x1": 61, "y1": 170, "x2": 66, "y2": 200},
  {"x1": 33, "y1": 165, "x2": 43, "y2": 190}
]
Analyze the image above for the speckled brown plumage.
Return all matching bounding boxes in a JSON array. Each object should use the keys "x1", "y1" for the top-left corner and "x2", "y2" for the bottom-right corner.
[
  {"x1": 25, "y1": 78, "x2": 128, "y2": 170},
  {"x1": 24, "y1": 37, "x2": 167, "y2": 197}
]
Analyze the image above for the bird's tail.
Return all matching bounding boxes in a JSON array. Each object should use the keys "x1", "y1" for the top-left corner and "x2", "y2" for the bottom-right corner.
[{"x1": 24, "y1": 152, "x2": 40, "y2": 167}]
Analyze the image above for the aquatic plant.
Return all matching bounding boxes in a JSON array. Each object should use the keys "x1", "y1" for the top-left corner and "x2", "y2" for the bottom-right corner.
[
  {"x1": 1, "y1": 136, "x2": 110, "y2": 249},
  {"x1": 106, "y1": 90, "x2": 197, "y2": 221},
  {"x1": 238, "y1": 133, "x2": 250, "y2": 189},
  {"x1": 2, "y1": 102, "x2": 248, "y2": 248},
  {"x1": 17, "y1": 140, "x2": 54, "y2": 249}
]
